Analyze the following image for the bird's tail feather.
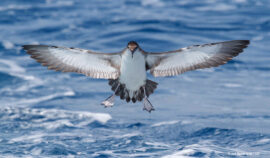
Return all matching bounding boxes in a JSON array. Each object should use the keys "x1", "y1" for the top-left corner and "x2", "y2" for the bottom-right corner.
[
  {"x1": 145, "y1": 79, "x2": 158, "y2": 97},
  {"x1": 108, "y1": 79, "x2": 158, "y2": 103}
]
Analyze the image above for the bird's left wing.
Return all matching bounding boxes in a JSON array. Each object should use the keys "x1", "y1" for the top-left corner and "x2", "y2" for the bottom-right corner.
[
  {"x1": 23, "y1": 45, "x2": 122, "y2": 79},
  {"x1": 146, "y1": 40, "x2": 249, "y2": 77}
]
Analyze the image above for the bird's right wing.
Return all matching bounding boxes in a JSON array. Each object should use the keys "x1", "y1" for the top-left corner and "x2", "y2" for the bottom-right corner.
[
  {"x1": 146, "y1": 40, "x2": 249, "y2": 77},
  {"x1": 23, "y1": 45, "x2": 122, "y2": 79}
]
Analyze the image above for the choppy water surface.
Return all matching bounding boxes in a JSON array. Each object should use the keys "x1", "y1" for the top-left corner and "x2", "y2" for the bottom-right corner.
[{"x1": 0, "y1": 0, "x2": 270, "y2": 157}]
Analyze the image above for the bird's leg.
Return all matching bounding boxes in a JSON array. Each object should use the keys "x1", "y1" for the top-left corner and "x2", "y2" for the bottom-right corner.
[
  {"x1": 143, "y1": 87, "x2": 155, "y2": 113},
  {"x1": 101, "y1": 84, "x2": 120, "y2": 108}
]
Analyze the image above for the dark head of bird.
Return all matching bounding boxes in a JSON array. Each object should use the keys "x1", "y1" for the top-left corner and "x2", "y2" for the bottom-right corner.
[{"x1": 127, "y1": 41, "x2": 138, "y2": 57}]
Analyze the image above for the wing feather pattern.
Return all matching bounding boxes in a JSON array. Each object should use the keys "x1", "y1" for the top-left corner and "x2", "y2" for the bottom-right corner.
[
  {"x1": 23, "y1": 45, "x2": 121, "y2": 79},
  {"x1": 146, "y1": 40, "x2": 249, "y2": 77}
]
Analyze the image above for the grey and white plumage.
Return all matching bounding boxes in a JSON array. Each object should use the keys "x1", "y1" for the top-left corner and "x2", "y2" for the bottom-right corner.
[{"x1": 23, "y1": 40, "x2": 249, "y2": 112}]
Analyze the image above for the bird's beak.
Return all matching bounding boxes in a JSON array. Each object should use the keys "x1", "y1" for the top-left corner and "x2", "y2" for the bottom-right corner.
[
  {"x1": 131, "y1": 49, "x2": 135, "y2": 57},
  {"x1": 129, "y1": 46, "x2": 137, "y2": 57},
  {"x1": 129, "y1": 46, "x2": 136, "y2": 52}
]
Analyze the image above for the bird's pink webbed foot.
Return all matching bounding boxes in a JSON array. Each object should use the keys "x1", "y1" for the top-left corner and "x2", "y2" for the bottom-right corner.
[
  {"x1": 101, "y1": 94, "x2": 115, "y2": 108},
  {"x1": 143, "y1": 87, "x2": 155, "y2": 113},
  {"x1": 143, "y1": 97, "x2": 155, "y2": 113},
  {"x1": 101, "y1": 84, "x2": 120, "y2": 108}
]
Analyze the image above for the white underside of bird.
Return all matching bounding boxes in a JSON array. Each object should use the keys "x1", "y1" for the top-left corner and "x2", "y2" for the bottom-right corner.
[{"x1": 119, "y1": 49, "x2": 146, "y2": 98}]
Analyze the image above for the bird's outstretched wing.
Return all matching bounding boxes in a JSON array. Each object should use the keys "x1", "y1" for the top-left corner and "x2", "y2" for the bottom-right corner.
[
  {"x1": 23, "y1": 45, "x2": 122, "y2": 79},
  {"x1": 146, "y1": 40, "x2": 249, "y2": 77}
]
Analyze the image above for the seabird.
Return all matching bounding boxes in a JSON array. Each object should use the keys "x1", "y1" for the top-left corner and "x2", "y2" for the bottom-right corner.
[{"x1": 23, "y1": 40, "x2": 249, "y2": 112}]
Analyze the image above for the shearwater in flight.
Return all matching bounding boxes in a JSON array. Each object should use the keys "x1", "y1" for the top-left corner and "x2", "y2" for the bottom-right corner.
[{"x1": 23, "y1": 40, "x2": 249, "y2": 112}]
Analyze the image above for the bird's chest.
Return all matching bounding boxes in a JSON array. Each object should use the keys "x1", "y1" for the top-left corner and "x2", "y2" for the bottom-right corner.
[{"x1": 119, "y1": 50, "x2": 146, "y2": 91}]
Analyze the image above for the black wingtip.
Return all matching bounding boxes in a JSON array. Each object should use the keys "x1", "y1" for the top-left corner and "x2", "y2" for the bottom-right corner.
[
  {"x1": 22, "y1": 45, "x2": 40, "y2": 50},
  {"x1": 22, "y1": 45, "x2": 30, "y2": 50},
  {"x1": 22, "y1": 45, "x2": 52, "y2": 51},
  {"x1": 238, "y1": 40, "x2": 250, "y2": 49},
  {"x1": 235, "y1": 40, "x2": 250, "y2": 46},
  {"x1": 240, "y1": 40, "x2": 250, "y2": 45}
]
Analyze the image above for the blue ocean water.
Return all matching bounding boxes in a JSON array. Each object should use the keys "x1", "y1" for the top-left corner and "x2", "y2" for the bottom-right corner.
[{"x1": 0, "y1": 0, "x2": 270, "y2": 157}]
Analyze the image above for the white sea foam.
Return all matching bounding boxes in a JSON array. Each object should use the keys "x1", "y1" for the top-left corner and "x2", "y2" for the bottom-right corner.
[
  {"x1": 0, "y1": 1, "x2": 74, "y2": 12},
  {"x1": 0, "y1": 4, "x2": 31, "y2": 11},
  {"x1": 0, "y1": 58, "x2": 45, "y2": 95},
  {"x1": 2, "y1": 41, "x2": 14, "y2": 49},
  {"x1": 257, "y1": 138, "x2": 270, "y2": 144},
  {"x1": 2, "y1": 107, "x2": 112, "y2": 127},
  {"x1": 145, "y1": 142, "x2": 170, "y2": 148},
  {"x1": 121, "y1": 132, "x2": 141, "y2": 138},
  {"x1": 224, "y1": 83, "x2": 242, "y2": 88},
  {"x1": 162, "y1": 142, "x2": 222, "y2": 158},
  {"x1": 9, "y1": 132, "x2": 45, "y2": 143},
  {"x1": 197, "y1": 68, "x2": 214, "y2": 72},
  {"x1": 42, "y1": 119, "x2": 74, "y2": 129},
  {"x1": 152, "y1": 120, "x2": 179, "y2": 127},
  {"x1": 67, "y1": 155, "x2": 76, "y2": 158},
  {"x1": 182, "y1": 76, "x2": 194, "y2": 82},
  {"x1": 92, "y1": 150, "x2": 115, "y2": 157},
  {"x1": 0, "y1": 58, "x2": 44, "y2": 94},
  {"x1": 75, "y1": 111, "x2": 112, "y2": 124},
  {"x1": 252, "y1": 35, "x2": 264, "y2": 41},
  {"x1": 195, "y1": 4, "x2": 236, "y2": 11},
  {"x1": 0, "y1": 58, "x2": 43, "y2": 87},
  {"x1": 162, "y1": 149, "x2": 195, "y2": 158},
  {"x1": 0, "y1": 59, "x2": 25, "y2": 73},
  {"x1": 234, "y1": 0, "x2": 247, "y2": 3},
  {"x1": 162, "y1": 141, "x2": 265, "y2": 158},
  {"x1": 9, "y1": 90, "x2": 75, "y2": 106},
  {"x1": 9, "y1": 130, "x2": 94, "y2": 145},
  {"x1": 112, "y1": 132, "x2": 141, "y2": 139},
  {"x1": 31, "y1": 148, "x2": 42, "y2": 156},
  {"x1": 141, "y1": 0, "x2": 164, "y2": 7},
  {"x1": 45, "y1": 0, "x2": 74, "y2": 6}
]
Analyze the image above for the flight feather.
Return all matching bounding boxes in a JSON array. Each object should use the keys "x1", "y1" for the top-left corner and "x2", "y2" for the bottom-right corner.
[
  {"x1": 23, "y1": 45, "x2": 121, "y2": 79},
  {"x1": 146, "y1": 40, "x2": 249, "y2": 77}
]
